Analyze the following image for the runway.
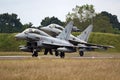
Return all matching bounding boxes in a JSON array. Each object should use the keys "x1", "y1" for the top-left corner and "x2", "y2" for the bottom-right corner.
[
  {"x1": 0, "y1": 56, "x2": 115, "y2": 60},
  {"x1": 0, "y1": 56, "x2": 32, "y2": 60}
]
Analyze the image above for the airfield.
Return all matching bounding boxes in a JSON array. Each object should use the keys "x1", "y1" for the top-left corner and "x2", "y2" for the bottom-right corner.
[
  {"x1": 0, "y1": 56, "x2": 114, "y2": 60},
  {"x1": 0, "y1": 52, "x2": 120, "y2": 80},
  {"x1": 0, "y1": 51, "x2": 120, "y2": 59}
]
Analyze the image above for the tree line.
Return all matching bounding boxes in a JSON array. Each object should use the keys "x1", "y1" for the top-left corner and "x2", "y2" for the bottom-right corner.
[{"x1": 0, "y1": 4, "x2": 120, "y2": 33}]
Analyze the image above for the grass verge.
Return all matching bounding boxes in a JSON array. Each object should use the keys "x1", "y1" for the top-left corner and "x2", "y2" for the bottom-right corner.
[{"x1": 0, "y1": 58, "x2": 120, "y2": 80}]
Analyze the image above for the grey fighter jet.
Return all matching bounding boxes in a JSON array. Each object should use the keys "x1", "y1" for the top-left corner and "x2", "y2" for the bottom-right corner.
[
  {"x1": 15, "y1": 21, "x2": 114, "y2": 58},
  {"x1": 15, "y1": 21, "x2": 77, "y2": 58}
]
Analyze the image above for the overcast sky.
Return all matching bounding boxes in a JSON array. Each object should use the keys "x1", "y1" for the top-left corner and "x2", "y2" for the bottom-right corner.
[{"x1": 0, "y1": 0, "x2": 120, "y2": 26}]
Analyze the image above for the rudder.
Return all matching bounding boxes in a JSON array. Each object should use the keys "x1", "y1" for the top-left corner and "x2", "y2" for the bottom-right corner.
[
  {"x1": 77, "y1": 24, "x2": 93, "y2": 42},
  {"x1": 57, "y1": 21, "x2": 73, "y2": 40}
]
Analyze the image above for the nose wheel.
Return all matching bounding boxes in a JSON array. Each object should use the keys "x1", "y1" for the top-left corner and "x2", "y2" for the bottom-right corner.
[{"x1": 32, "y1": 49, "x2": 38, "y2": 57}]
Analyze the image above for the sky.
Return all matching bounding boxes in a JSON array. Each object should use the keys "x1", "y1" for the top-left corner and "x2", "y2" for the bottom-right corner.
[{"x1": 0, "y1": 0, "x2": 120, "y2": 26}]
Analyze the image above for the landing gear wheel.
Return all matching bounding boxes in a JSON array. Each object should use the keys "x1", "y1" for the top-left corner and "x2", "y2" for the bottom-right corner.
[
  {"x1": 44, "y1": 49, "x2": 48, "y2": 55},
  {"x1": 79, "y1": 51, "x2": 84, "y2": 57},
  {"x1": 55, "y1": 50, "x2": 59, "y2": 56},
  {"x1": 44, "y1": 49, "x2": 53, "y2": 55},
  {"x1": 49, "y1": 49, "x2": 53, "y2": 55},
  {"x1": 60, "y1": 52, "x2": 65, "y2": 58},
  {"x1": 32, "y1": 50, "x2": 38, "y2": 57}
]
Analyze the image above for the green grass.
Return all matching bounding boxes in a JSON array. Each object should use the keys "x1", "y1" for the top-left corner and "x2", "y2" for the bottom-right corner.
[
  {"x1": 0, "y1": 33, "x2": 25, "y2": 51},
  {"x1": 0, "y1": 58, "x2": 120, "y2": 80},
  {"x1": 89, "y1": 32, "x2": 120, "y2": 52}
]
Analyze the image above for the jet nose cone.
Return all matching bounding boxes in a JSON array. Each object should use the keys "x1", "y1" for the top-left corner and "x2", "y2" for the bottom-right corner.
[
  {"x1": 15, "y1": 33, "x2": 22, "y2": 39},
  {"x1": 15, "y1": 34, "x2": 19, "y2": 38},
  {"x1": 15, "y1": 33, "x2": 26, "y2": 40}
]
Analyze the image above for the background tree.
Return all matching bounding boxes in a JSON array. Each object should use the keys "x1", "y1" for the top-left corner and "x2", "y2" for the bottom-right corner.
[
  {"x1": 66, "y1": 4, "x2": 96, "y2": 31},
  {"x1": 101, "y1": 11, "x2": 120, "y2": 30},
  {"x1": 93, "y1": 13, "x2": 114, "y2": 33},
  {"x1": 66, "y1": 4, "x2": 120, "y2": 33},
  {"x1": 22, "y1": 22, "x2": 33, "y2": 30},
  {"x1": 40, "y1": 16, "x2": 65, "y2": 26},
  {"x1": 0, "y1": 13, "x2": 23, "y2": 33},
  {"x1": 66, "y1": 4, "x2": 95, "y2": 23}
]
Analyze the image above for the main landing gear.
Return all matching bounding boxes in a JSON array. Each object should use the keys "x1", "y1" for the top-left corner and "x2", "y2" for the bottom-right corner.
[
  {"x1": 79, "y1": 51, "x2": 84, "y2": 57},
  {"x1": 55, "y1": 50, "x2": 59, "y2": 56},
  {"x1": 44, "y1": 49, "x2": 53, "y2": 55},
  {"x1": 60, "y1": 52, "x2": 65, "y2": 58}
]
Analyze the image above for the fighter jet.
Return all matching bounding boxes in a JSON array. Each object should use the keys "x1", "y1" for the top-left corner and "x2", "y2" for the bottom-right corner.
[
  {"x1": 15, "y1": 21, "x2": 114, "y2": 58},
  {"x1": 15, "y1": 21, "x2": 77, "y2": 58},
  {"x1": 40, "y1": 23, "x2": 114, "y2": 56}
]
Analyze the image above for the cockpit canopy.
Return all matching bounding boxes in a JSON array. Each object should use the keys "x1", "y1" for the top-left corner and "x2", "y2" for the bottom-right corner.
[
  {"x1": 22, "y1": 28, "x2": 51, "y2": 37},
  {"x1": 23, "y1": 28, "x2": 41, "y2": 34},
  {"x1": 48, "y1": 24, "x2": 64, "y2": 30}
]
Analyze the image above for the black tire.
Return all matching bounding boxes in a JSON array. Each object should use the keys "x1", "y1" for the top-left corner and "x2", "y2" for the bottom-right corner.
[
  {"x1": 34, "y1": 52, "x2": 38, "y2": 57},
  {"x1": 79, "y1": 51, "x2": 84, "y2": 56},
  {"x1": 32, "y1": 54, "x2": 35, "y2": 57},
  {"x1": 32, "y1": 51, "x2": 38, "y2": 57},
  {"x1": 60, "y1": 52, "x2": 65, "y2": 58},
  {"x1": 55, "y1": 51, "x2": 59, "y2": 56},
  {"x1": 44, "y1": 49, "x2": 49, "y2": 55},
  {"x1": 44, "y1": 49, "x2": 53, "y2": 55},
  {"x1": 49, "y1": 49, "x2": 53, "y2": 55}
]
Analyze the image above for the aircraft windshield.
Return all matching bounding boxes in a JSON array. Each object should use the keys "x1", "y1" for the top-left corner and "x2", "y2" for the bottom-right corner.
[{"x1": 49, "y1": 24, "x2": 64, "y2": 30}]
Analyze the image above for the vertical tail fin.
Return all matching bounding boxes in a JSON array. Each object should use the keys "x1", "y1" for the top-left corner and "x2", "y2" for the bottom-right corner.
[
  {"x1": 57, "y1": 21, "x2": 73, "y2": 40},
  {"x1": 77, "y1": 24, "x2": 93, "y2": 42}
]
